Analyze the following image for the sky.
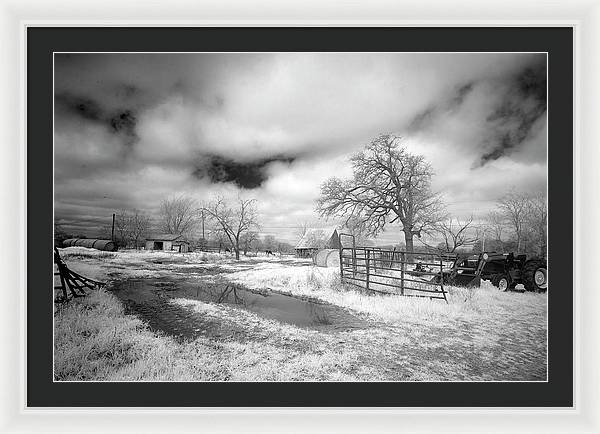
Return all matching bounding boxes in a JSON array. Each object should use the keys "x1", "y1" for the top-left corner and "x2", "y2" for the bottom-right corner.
[{"x1": 54, "y1": 52, "x2": 547, "y2": 245}]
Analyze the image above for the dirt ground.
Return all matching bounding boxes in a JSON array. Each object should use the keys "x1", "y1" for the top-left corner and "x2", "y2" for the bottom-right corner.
[{"x1": 54, "y1": 247, "x2": 547, "y2": 381}]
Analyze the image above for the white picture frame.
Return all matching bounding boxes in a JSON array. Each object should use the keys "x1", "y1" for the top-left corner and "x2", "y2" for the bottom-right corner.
[{"x1": 1, "y1": 0, "x2": 597, "y2": 432}]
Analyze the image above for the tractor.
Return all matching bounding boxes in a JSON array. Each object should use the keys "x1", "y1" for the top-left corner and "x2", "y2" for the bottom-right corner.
[{"x1": 435, "y1": 252, "x2": 548, "y2": 292}]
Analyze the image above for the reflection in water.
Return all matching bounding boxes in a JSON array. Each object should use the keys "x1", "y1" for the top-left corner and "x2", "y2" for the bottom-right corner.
[
  {"x1": 216, "y1": 285, "x2": 246, "y2": 305},
  {"x1": 110, "y1": 278, "x2": 366, "y2": 336}
]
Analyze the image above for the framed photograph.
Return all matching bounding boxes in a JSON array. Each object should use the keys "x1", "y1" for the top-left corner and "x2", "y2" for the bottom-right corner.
[
  {"x1": 2, "y1": 0, "x2": 598, "y2": 432},
  {"x1": 33, "y1": 24, "x2": 570, "y2": 402}
]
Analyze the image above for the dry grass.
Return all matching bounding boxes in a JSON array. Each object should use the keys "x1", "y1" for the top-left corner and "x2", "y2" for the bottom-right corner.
[
  {"x1": 227, "y1": 265, "x2": 545, "y2": 326},
  {"x1": 59, "y1": 249, "x2": 117, "y2": 260},
  {"x1": 54, "y1": 289, "x2": 380, "y2": 381},
  {"x1": 54, "y1": 250, "x2": 547, "y2": 381},
  {"x1": 225, "y1": 264, "x2": 547, "y2": 381}
]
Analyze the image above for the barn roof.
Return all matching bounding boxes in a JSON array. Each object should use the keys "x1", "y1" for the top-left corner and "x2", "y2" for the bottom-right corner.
[
  {"x1": 172, "y1": 239, "x2": 190, "y2": 244},
  {"x1": 295, "y1": 227, "x2": 339, "y2": 249},
  {"x1": 146, "y1": 233, "x2": 183, "y2": 241}
]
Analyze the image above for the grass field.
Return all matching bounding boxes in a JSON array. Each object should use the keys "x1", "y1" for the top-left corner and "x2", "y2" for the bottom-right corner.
[{"x1": 54, "y1": 248, "x2": 547, "y2": 381}]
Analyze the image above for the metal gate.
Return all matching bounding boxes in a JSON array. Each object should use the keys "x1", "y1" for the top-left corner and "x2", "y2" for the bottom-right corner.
[
  {"x1": 54, "y1": 247, "x2": 105, "y2": 304},
  {"x1": 338, "y1": 233, "x2": 449, "y2": 302}
]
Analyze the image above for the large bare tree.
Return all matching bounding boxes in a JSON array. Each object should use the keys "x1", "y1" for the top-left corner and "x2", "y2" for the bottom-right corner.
[
  {"x1": 203, "y1": 196, "x2": 259, "y2": 260},
  {"x1": 159, "y1": 196, "x2": 198, "y2": 236},
  {"x1": 317, "y1": 134, "x2": 445, "y2": 253}
]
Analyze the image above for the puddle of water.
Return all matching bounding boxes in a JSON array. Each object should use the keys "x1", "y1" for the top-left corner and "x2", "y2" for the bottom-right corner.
[{"x1": 110, "y1": 278, "x2": 366, "y2": 341}]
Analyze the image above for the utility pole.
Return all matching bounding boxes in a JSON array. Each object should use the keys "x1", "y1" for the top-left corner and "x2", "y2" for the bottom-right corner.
[
  {"x1": 111, "y1": 213, "x2": 115, "y2": 241},
  {"x1": 201, "y1": 209, "x2": 205, "y2": 240}
]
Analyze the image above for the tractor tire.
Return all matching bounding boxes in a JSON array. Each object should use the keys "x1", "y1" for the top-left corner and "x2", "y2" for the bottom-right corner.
[
  {"x1": 492, "y1": 274, "x2": 511, "y2": 291},
  {"x1": 523, "y1": 259, "x2": 548, "y2": 292}
]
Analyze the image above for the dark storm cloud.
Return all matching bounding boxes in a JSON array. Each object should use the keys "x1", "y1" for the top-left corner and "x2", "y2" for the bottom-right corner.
[
  {"x1": 55, "y1": 92, "x2": 140, "y2": 149},
  {"x1": 109, "y1": 110, "x2": 139, "y2": 148},
  {"x1": 55, "y1": 93, "x2": 104, "y2": 121},
  {"x1": 476, "y1": 58, "x2": 547, "y2": 166},
  {"x1": 407, "y1": 82, "x2": 476, "y2": 132},
  {"x1": 402, "y1": 55, "x2": 546, "y2": 168},
  {"x1": 53, "y1": 53, "x2": 547, "y2": 238},
  {"x1": 192, "y1": 155, "x2": 296, "y2": 189}
]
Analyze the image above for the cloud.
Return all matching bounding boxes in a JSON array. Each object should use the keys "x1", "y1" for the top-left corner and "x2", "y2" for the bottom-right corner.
[
  {"x1": 54, "y1": 53, "x2": 547, "y2": 241},
  {"x1": 192, "y1": 154, "x2": 296, "y2": 189}
]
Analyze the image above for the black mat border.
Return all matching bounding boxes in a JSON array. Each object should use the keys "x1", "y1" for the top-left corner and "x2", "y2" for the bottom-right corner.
[{"x1": 27, "y1": 27, "x2": 573, "y2": 407}]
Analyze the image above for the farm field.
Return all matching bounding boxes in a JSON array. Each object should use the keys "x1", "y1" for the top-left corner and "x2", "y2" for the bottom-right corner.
[{"x1": 54, "y1": 247, "x2": 547, "y2": 382}]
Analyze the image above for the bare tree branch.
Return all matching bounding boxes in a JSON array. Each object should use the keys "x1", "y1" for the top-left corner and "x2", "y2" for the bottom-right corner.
[
  {"x1": 128, "y1": 209, "x2": 150, "y2": 249},
  {"x1": 421, "y1": 216, "x2": 479, "y2": 253},
  {"x1": 159, "y1": 196, "x2": 199, "y2": 236},
  {"x1": 203, "y1": 195, "x2": 259, "y2": 260},
  {"x1": 316, "y1": 134, "x2": 445, "y2": 252},
  {"x1": 498, "y1": 189, "x2": 530, "y2": 252}
]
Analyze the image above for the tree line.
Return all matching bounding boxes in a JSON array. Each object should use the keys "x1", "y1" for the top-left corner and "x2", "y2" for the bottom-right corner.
[
  {"x1": 57, "y1": 194, "x2": 294, "y2": 260},
  {"x1": 106, "y1": 195, "x2": 294, "y2": 260}
]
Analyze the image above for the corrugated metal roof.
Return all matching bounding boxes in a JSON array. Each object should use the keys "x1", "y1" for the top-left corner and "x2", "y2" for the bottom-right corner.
[
  {"x1": 145, "y1": 234, "x2": 183, "y2": 241},
  {"x1": 295, "y1": 227, "x2": 339, "y2": 249}
]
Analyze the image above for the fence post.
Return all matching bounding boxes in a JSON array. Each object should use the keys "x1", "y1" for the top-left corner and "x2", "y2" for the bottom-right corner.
[
  {"x1": 440, "y1": 256, "x2": 448, "y2": 303},
  {"x1": 400, "y1": 252, "x2": 405, "y2": 295},
  {"x1": 366, "y1": 249, "x2": 370, "y2": 291},
  {"x1": 339, "y1": 246, "x2": 344, "y2": 283},
  {"x1": 352, "y1": 238, "x2": 357, "y2": 278},
  {"x1": 371, "y1": 248, "x2": 376, "y2": 272}
]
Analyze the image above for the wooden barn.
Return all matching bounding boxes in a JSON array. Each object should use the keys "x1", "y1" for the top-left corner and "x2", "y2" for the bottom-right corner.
[
  {"x1": 145, "y1": 234, "x2": 190, "y2": 253},
  {"x1": 295, "y1": 227, "x2": 341, "y2": 258}
]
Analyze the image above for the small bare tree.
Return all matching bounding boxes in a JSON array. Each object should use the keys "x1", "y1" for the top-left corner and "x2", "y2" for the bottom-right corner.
[
  {"x1": 498, "y1": 189, "x2": 530, "y2": 252},
  {"x1": 295, "y1": 221, "x2": 309, "y2": 239},
  {"x1": 263, "y1": 235, "x2": 277, "y2": 252},
  {"x1": 486, "y1": 211, "x2": 507, "y2": 242},
  {"x1": 159, "y1": 196, "x2": 198, "y2": 236},
  {"x1": 114, "y1": 210, "x2": 131, "y2": 247},
  {"x1": 129, "y1": 209, "x2": 151, "y2": 249},
  {"x1": 317, "y1": 134, "x2": 445, "y2": 253},
  {"x1": 240, "y1": 230, "x2": 259, "y2": 255},
  {"x1": 526, "y1": 191, "x2": 547, "y2": 257},
  {"x1": 203, "y1": 196, "x2": 259, "y2": 260},
  {"x1": 422, "y1": 216, "x2": 479, "y2": 253}
]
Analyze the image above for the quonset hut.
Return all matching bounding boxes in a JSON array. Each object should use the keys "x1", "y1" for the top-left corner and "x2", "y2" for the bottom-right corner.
[{"x1": 62, "y1": 238, "x2": 117, "y2": 251}]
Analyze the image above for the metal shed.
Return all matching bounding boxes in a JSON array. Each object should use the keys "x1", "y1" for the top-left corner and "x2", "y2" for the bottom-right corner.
[{"x1": 145, "y1": 234, "x2": 190, "y2": 253}]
